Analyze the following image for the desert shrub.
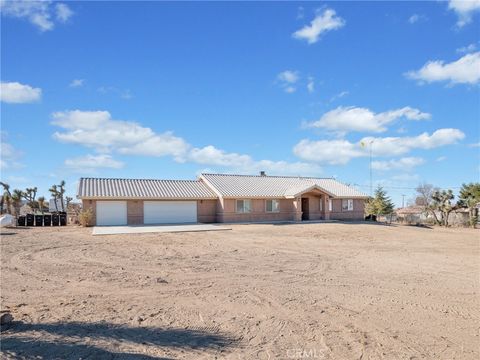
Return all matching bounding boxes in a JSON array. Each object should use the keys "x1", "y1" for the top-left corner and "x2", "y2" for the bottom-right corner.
[{"x1": 78, "y1": 208, "x2": 94, "y2": 227}]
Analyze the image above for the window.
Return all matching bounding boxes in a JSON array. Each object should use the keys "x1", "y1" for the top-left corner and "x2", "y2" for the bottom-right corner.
[
  {"x1": 342, "y1": 199, "x2": 354, "y2": 211},
  {"x1": 328, "y1": 198, "x2": 332, "y2": 212},
  {"x1": 236, "y1": 199, "x2": 252, "y2": 213},
  {"x1": 266, "y1": 199, "x2": 280, "y2": 212}
]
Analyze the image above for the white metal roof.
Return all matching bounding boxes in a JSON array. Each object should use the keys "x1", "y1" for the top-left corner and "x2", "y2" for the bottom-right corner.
[
  {"x1": 77, "y1": 178, "x2": 217, "y2": 199},
  {"x1": 201, "y1": 173, "x2": 368, "y2": 199}
]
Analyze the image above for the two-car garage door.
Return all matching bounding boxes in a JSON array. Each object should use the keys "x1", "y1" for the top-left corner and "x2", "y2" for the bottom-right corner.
[
  {"x1": 144, "y1": 201, "x2": 197, "y2": 224},
  {"x1": 96, "y1": 200, "x2": 197, "y2": 226}
]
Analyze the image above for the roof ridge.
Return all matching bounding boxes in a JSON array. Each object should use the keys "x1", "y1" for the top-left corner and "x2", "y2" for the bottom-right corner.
[
  {"x1": 201, "y1": 173, "x2": 334, "y2": 179},
  {"x1": 79, "y1": 177, "x2": 201, "y2": 182}
]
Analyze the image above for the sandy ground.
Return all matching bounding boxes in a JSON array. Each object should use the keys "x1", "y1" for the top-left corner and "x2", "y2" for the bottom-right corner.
[{"x1": 0, "y1": 223, "x2": 478, "y2": 359}]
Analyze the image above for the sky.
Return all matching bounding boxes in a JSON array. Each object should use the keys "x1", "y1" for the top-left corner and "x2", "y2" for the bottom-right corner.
[{"x1": 1, "y1": 0, "x2": 479, "y2": 206}]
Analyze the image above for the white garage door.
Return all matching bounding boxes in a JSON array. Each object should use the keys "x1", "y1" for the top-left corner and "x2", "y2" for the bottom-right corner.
[
  {"x1": 96, "y1": 201, "x2": 127, "y2": 226},
  {"x1": 144, "y1": 201, "x2": 197, "y2": 224}
]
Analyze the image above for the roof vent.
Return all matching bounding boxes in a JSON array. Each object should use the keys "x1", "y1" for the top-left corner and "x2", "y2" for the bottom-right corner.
[{"x1": 260, "y1": 171, "x2": 266, "y2": 176}]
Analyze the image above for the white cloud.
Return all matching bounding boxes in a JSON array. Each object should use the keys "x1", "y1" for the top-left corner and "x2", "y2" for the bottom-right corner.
[
  {"x1": 55, "y1": 3, "x2": 73, "y2": 22},
  {"x1": 189, "y1": 145, "x2": 321, "y2": 175},
  {"x1": 406, "y1": 52, "x2": 480, "y2": 85},
  {"x1": 0, "y1": 81, "x2": 41, "y2": 103},
  {"x1": 51, "y1": 110, "x2": 190, "y2": 159},
  {"x1": 293, "y1": 139, "x2": 363, "y2": 165},
  {"x1": 0, "y1": 1, "x2": 73, "y2": 31},
  {"x1": 69, "y1": 79, "x2": 84, "y2": 88},
  {"x1": 97, "y1": 86, "x2": 133, "y2": 100},
  {"x1": 277, "y1": 70, "x2": 299, "y2": 93},
  {"x1": 293, "y1": 128, "x2": 465, "y2": 164},
  {"x1": 371, "y1": 157, "x2": 425, "y2": 171},
  {"x1": 408, "y1": 14, "x2": 427, "y2": 24},
  {"x1": 51, "y1": 110, "x2": 320, "y2": 176},
  {"x1": 329, "y1": 90, "x2": 349, "y2": 103},
  {"x1": 307, "y1": 77, "x2": 315, "y2": 93},
  {"x1": 456, "y1": 43, "x2": 477, "y2": 53},
  {"x1": 306, "y1": 106, "x2": 431, "y2": 133},
  {"x1": 436, "y1": 156, "x2": 447, "y2": 162},
  {"x1": 448, "y1": 0, "x2": 480, "y2": 27},
  {"x1": 293, "y1": 8, "x2": 345, "y2": 44},
  {"x1": 0, "y1": 132, "x2": 23, "y2": 170},
  {"x1": 64, "y1": 154, "x2": 124, "y2": 173}
]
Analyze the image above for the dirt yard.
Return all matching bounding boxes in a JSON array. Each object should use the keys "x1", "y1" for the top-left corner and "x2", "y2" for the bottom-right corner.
[{"x1": 0, "y1": 223, "x2": 478, "y2": 359}]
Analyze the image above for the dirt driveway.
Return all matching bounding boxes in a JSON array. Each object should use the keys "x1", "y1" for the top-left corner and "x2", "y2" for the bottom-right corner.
[{"x1": 1, "y1": 223, "x2": 478, "y2": 359}]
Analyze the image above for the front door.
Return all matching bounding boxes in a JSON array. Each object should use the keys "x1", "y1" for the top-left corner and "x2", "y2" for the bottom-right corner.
[{"x1": 301, "y1": 198, "x2": 309, "y2": 220}]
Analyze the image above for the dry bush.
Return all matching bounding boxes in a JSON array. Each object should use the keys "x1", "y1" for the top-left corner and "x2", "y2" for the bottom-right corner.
[{"x1": 78, "y1": 208, "x2": 94, "y2": 227}]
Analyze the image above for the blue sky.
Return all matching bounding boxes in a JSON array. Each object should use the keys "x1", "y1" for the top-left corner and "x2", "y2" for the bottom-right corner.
[{"x1": 1, "y1": 0, "x2": 479, "y2": 206}]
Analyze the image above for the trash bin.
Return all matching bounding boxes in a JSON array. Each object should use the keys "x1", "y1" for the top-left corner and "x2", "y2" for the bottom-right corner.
[
  {"x1": 43, "y1": 214, "x2": 52, "y2": 226},
  {"x1": 35, "y1": 215, "x2": 43, "y2": 226},
  {"x1": 17, "y1": 215, "x2": 26, "y2": 226},
  {"x1": 52, "y1": 214, "x2": 60, "y2": 226},
  {"x1": 59, "y1": 213, "x2": 67, "y2": 226},
  {"x1": 26, "y1": 214, "x2": 34, "y2": 226}
]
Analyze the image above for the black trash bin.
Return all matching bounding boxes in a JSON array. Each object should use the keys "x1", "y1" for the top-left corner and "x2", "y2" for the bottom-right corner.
[
  {"x1": 35, "y1": 215, "x2": 43, "y2": 226},
  {"x1": 52, "y1": 214, "x2": 60, "y2": 226},
  {"x1": 59, "y1": 213, "x2": 67, "y2": 226},
  {"x1": 26, "y1": 214, "x2": 34, "y2": 226},
  {"x1": 43, "y1": 214, "x2": 52, "y2": 226},
  {"x1": 17, "y1": 215, "x2": 26, "y2": 226}
]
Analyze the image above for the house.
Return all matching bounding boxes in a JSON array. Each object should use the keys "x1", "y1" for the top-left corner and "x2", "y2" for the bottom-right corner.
[{"x1": 77, "y1": 173, "x2": 368, "y2": 226}]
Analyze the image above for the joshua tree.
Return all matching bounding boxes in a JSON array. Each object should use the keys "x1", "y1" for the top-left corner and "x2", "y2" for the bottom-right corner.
[
  {"x1": 431, "y1": 189, "x2": 455, "y2": 227},
  {"x1": 22, "y1": 187, "x2": 38, "y2": 210},
  {"x1": 58, "y1": 180, "x2": 66, "y2": 212},
  {"x1": 0, "y1": 182, "x2": 12, "y2": 213},
  {"x1": 37, "y1": 196, "x2": 46, "y2": 214},
  {"x1": 457, "y1": 183, "x2": 480, "y2": 228},
  {"x1": 49, "y1": 184, "x2": 59, "y2": 212},
  {"x1": 11, "y1": 189, "x2": 24, "y2": 218}
]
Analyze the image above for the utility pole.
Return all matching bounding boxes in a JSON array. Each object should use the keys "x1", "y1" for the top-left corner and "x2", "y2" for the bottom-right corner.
[
  {"x1": 369, "y1": 140, "x2": 374, "y2": 197},
  {"x1": 402, "y1": 194, "x2": 406, "y2": 208}
]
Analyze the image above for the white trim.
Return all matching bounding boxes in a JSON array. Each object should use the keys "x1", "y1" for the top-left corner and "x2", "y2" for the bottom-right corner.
[
  {"x1": 236, "y1": 199, "x2": 252, "y2": 213},
  {"x1": 265, "y1": 199, "x2": 280, "y2": 213}
]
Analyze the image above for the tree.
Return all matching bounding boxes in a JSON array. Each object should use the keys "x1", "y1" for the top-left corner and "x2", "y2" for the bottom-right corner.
[
  {"x1": 11, "y1": 189, "x2": 24, "y2": 218},
  {"x1": 431, "y1": 189, "x2": 455, "y2": 227},
  {"x1": 22, "y1": 187, "x2": 38, "y2": 210},
  {"x1": 0, "y1": 182, "x2": 12, "y2": 214},
  {"x1": 365, "y1": 186, "x2": 395, "y2": 219},
  {"x1": 415, "y1": 183, "x2": 441, "y2": 225},
  {"x1": 37, "y1": 196, "x2": 47, "y2": 214},
  {"x1": 49, "y1": 184, "x2": 59, "y2": 212},
  {"x1": 58, "y1": 180, "x2": 66, "y2": 212},
  {"x1": 457, "y1": 183, "x2": 480, "y2": 228}
]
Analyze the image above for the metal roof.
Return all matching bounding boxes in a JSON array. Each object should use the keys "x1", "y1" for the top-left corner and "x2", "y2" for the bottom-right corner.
[
  {"x1": 77, "y1": 178, "x2": 217, "y2": 199},
  {"x1": 201, "y1": 173, "x2": 368, "y2": 199}
]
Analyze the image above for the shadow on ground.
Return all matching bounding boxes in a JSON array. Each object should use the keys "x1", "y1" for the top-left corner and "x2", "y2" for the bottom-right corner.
[{"x1": 1, "y1": 321, "x2": 238, "y2": 359}]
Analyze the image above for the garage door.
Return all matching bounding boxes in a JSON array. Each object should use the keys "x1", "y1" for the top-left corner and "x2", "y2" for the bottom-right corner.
[
  {"x1": 144, "y1": 201, "x2": 197, "y2": 224},
  {"x1": 96, "y1": 201, "x2": 127, "y2": 226}
]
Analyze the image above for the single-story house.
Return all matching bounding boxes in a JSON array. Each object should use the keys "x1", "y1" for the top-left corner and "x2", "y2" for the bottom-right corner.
[{"x1": 77, "y1": 173, "x2": 368, "y2": 226}]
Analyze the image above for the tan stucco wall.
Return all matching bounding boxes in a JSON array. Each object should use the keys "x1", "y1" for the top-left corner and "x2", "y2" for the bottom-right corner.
[
  {"x1": 216, "y1": 198, "x2": 296, "y2": 223},
  {"x1": 197, "y1": 200, "x2": 216, "y2": 223},
  {"x1": 127, "y1": 200, "x2": 143, "y2": 225},
  {"x1": 329, "y1": 199, "x2": 365, "y2": 220}
]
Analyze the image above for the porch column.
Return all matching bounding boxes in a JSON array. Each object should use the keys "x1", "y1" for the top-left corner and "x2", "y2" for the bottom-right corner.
[
  {"x1": 324, "y1": 196, "x2": 331, "y2": 220},
  {"x1": 293, "y1": 197, "x2": 302, "y2": 222}
]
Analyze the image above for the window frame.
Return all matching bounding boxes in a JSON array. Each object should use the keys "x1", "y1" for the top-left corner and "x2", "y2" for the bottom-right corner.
[
  {"x1": 265, "y1": 199, "x2": 280, "y2": 213},
  {"x1": 236, "y1": 199, "x2": 252, "y2": 213},
  {"x1": 342, "y1": 199, "x2": 354, "y2": 211}
]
